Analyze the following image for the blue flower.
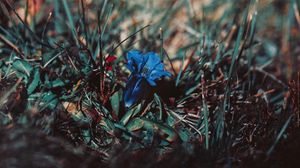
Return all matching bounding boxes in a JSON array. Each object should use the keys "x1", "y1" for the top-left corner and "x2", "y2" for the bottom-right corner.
[{"x1": 124, "y1": 50, "x2": 171, "y2": 108}]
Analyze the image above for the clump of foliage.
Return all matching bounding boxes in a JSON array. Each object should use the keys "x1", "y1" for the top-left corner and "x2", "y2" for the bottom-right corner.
[{"x1": 0, "y1": 0, "x2": 300, "y2": 167}]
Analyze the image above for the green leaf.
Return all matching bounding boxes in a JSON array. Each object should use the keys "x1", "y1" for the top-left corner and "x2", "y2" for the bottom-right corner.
[
  {"x1": 228, "y1": 9, "x2": 248, "y2": 79},
  {"x1": 101, "y1": 118, "x2": 115, "y2": 133},
  {"x1": 62, "y1": 0, "x2": 78, "y2": 45},
  {"x1": 17, "y1": 115, "x2": 29, "y2": 125},
  {"x1": 175, "y1": 53, "x2": 186, "y2": 87},
  {"x1": 0, "y1": 113, "x2": 12, "y2": 126},
  {"x1": 166, "y1": 115, "x2": 176, "y2": 127},
  {"x1": 120, "y1": 104, "x2": 141, "y2": 125},
  {"x1": 263, "y1": 41, "x2": 278, "y2": 57},
  {"x1": 82, "y1": 129, "x2": 91, "y2": 144},
  {"x1": 126, "y1": 117, "x2": 144, "y2": 132},
  {"x1": 38, "y1": 92, "x2": 59, "y2": 110},
  {"x1": 154, "y1": 94, "x2": 163, "y2": 120},
  {"x1": 142, "y1": 118, "x2": 177, "y2": 142},
  {"x1": 202, "y1": 98, "x2": 209, "y2": 149},
  {"x1": 120, "y1": 109, "x2": 134, "y2": 126},
  {"x1": 46, "y1": 79, "x2": 68, "y2": 88},
  {"x1": 27, "y1": 68, "x2": 40, "y2": 94},
  {"x1": 178, "y1": 127, "x2": 190, "y2": 142},
  {"x1": 110, "y1": 90, "x2": 121, "y2": 116},
  {"x1": 12, "y1": 59, "x2": 33, "y2": 77},
  {"x1": 267, "y1": 115, "x2": 292, "y2": 156}
]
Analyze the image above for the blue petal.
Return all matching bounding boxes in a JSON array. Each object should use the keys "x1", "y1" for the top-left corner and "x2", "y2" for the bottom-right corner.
[
  {"x1": 148, "y1": 69, "x2": 171, "y2": 81},
  {"x1": 143, "y1": 52, "x2": 161, "y2": 71},
  {"x1": 124, "y1": 50, "x2": 172, "y2": 102},
  {"x1": 146, "y1": 78, "x2": 157, "y2": 86},
  {"x1": 124, "y1": 75, "x2": 151, "y2": 108},
  {"x1": 154, "y1": 63, "x2": 164, "y2": 71},
  {"x1": 126, "y1": 50, "x2": 144, "y2": 72},
  {"x1": 126, "y1": 59, "x2": 135, "y2": 72}
]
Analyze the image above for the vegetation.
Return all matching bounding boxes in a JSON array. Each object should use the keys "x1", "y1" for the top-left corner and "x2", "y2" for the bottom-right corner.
[{"x1": 0, "y1": 0, "x2": 300, "y2": 167}]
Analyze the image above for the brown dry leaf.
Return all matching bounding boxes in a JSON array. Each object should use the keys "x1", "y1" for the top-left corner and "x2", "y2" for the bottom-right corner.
[
  {"x1": 170, "y1": 57, "x2": 190, "y2": 74},
  {"x1": 28, "y1": 0, "x2": 44, "y2": 17},
  {"x1": 63, "y1": 102, "x2": 79, "y2": 115}
]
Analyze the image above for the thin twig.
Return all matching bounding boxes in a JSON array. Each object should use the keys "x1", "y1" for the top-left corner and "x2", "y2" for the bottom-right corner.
[
  {"x1": 109, "y1": 25, "x2": 150, "y2": 55},
  {"x1": 5, "y1": 0, "x2": 53, "y2": 48},
  {"x1": 294, "y1": 2, "x2": 300, "y2": 28},
  {"x1": 250, "y1": 67, "x2": 288, "y2": 88},
  {"x1": 0, "y1": 34, "x2": 24, "y2": 58}
]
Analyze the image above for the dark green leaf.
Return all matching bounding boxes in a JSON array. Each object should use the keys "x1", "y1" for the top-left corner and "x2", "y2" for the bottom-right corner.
[
  {"x1": 27, "y1": 68, "x2": 40, "y2": 94},
  {"x1": 126, "y1": 117, "x2": 144, "y2": 132}
]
